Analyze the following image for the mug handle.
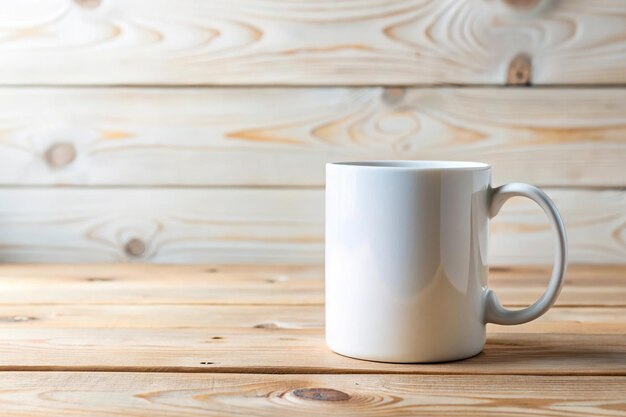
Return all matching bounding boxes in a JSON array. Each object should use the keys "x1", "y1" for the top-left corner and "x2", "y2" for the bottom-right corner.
[{"x1": 484, "y1": 183, "x2": 567, "y2": 325}]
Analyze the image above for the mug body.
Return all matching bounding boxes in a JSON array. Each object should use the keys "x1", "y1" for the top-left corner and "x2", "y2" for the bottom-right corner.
[{"x1": 325, "y1": 161, "x2": 491, "y2": 363}]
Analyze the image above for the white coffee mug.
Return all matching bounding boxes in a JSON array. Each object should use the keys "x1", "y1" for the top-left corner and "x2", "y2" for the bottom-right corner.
[{"x1": 325, "y1": 161, "x2": 567, "y2": 363}]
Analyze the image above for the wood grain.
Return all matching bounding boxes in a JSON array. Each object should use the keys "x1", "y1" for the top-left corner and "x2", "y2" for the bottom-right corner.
[
  {"x1": 1, "y1": 373, "x2": 624, "y2": 417},
  {"x1": 0, "y1": 0, "x2": 624, "y2": 85},
  {"x1": 0, "y1": 264, "x2": 624, "y2": 307},
  {"x1": 0, "y1": 188, "x2": 623, "y2": 264},
  {"x1": 0, "y1": 87, "x2": 624, "y2": 187}
]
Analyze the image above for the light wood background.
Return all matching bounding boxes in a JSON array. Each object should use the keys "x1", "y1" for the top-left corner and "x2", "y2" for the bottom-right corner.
[{"x1": 0, "y1": 0, "x2": 624, "y2": 264}]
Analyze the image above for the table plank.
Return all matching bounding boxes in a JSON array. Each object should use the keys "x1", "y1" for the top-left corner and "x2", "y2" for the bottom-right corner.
[
  {"x1": 0, "y1": 305, "x2": 624, "y2": 334},
  {"x1": 1, "y1": 373, "x2": 625, "y2": 417},
  {"x1": 0, "y1": 328, "x2": 624, "y2": 375},
  {"x1": 0, "y1": 265, "x2": 623, "y2": 306}
]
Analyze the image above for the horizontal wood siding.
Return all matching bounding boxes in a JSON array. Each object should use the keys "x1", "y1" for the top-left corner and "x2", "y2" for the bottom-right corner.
[
  {"x1": 0, "y1": 0, "x2": 624, "y2": 85},
  {"x1": 0, "y1": 1, "x2": 623, "y2": 264},
  {"x1": 0, "y1": 188, "x2": 622, "y2": 264},
  {"x1": 0, "y1": 87, "x2": 624, "y2": 187}
]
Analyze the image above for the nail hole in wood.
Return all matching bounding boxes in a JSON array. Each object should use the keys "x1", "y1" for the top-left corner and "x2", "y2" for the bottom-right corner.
[
  {"x1": 266, "y1": 275, "x2": 289, "y2": 284},
  {"x1": 85, "y1": 277, "x2": 114, "y2": 282},
  {"x1": 124, "y1": 238, "x2": 146, "y2": 257},
  {"x1": 254, "y1": 323, "x2": 279, "y2": 329},
  {"x1": 44, "y1": 143, "x2": 76, "y2": 168},
  {"x1": 200, "y1": 361, "x2": 213, "y2": 365},
  {"x1": 507, "y1": 53, "x2": 532, "y2": 85},
  {"x1": 0, "y1": 316, "x2": 38, "y2": 323},
  {"x1": 292, "y1": 388, "x2": 351, "y2": 402},
  {"x1": 74, "y1": 0, "x2": 101, "y2": 9}
]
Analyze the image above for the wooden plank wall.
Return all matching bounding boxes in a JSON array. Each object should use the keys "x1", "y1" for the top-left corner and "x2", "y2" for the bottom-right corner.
[{"x1": 0, "y1": 0, "x2": 624, "y2": 264}]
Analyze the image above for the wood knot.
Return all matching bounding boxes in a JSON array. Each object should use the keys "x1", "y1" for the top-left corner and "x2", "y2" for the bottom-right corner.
[
  {"x1": 507, "y1": 53, "x2": 532, "y2": 85},
  {"x1": 74, "y1": 0, "x2": 101, "y2": 9},
  {"x1": 502, "y1": 0, "x2": 541, "y2": 9},
  {"x1": 292, "y1": 388, "x2": 350, "y2": 402},
  {"x1": 382, "y1": 88, "x2": 405, "y2": 104},
  {"x1": 44, "y1": 142, "x2": 76, "y2": 168},
  {"x1": 0, "y1": 315, "x2": 38, "y2": 323},
  {"x1": 124, "y1": 238, "x2": 146, "y2": 257}
]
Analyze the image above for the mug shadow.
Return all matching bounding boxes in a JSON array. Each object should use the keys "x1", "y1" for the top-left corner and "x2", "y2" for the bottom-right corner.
[
  {"x1": 329, "y1": 333, "x2": 626, "y2": 370},
  {"x1": 464, "y1": 333, "x2": 626, "y2": 371}
]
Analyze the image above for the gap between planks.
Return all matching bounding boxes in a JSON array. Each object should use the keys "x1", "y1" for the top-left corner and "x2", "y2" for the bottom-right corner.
[
  {"x1": 2, "y1": 84, "x2": 626, "y2": 89},
  {"x1": 0, "y1": 303, "x2": 624, "y2": 308},
  {"x1": 1, "y1": 366, "x2": 625, "y2": 377},
  {"x1": 0, "y1": 185, "x2": 623, "y2": 191}
]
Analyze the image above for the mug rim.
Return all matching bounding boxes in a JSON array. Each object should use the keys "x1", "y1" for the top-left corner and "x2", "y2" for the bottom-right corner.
[{"x1": 327, "y1": 160, "x2": 490, "y2": 171}]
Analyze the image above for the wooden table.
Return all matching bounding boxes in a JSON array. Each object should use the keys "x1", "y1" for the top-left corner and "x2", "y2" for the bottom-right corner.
[{"x1": 1, "y1": 264, "x2": 625, "y2": 416}]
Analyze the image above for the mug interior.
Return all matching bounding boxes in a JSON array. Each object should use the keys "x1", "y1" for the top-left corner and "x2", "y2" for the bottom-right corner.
[{"x1": 330, "y1": 160, "x2": 489, "y2": 170}]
